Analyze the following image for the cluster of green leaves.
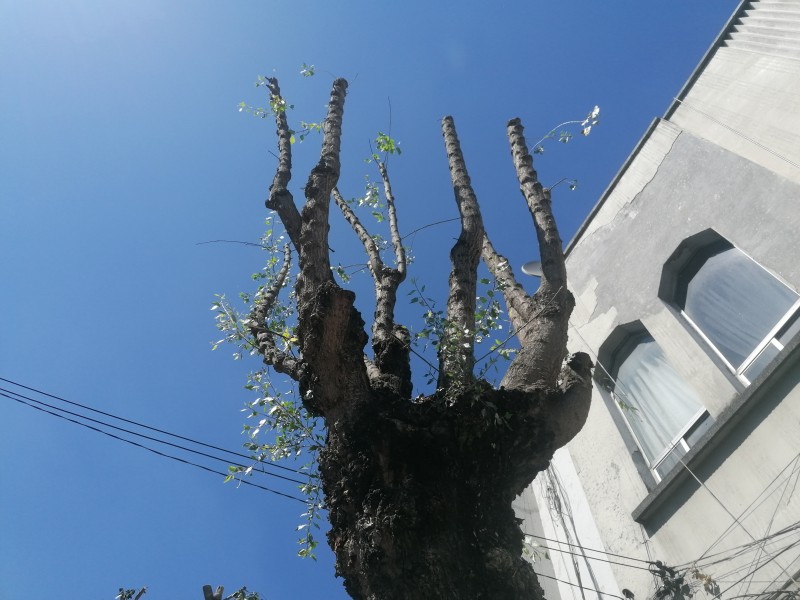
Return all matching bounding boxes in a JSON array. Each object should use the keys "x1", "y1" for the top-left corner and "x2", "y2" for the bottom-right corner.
[
  {"x1": 406, "y1": 276, "x2": 515, "y2": 393},
  {"x1": 211, "y1": 215, "x2": 324, "y2": 558},
  {"x1": 650, "y1": 562, "x2": 720, "y2": 600},
  {"x1": 373, "y1": 131, "x2": 401, "y2": 158},
  {"x1": 238, "y1": 68, "x2": 323, "y2": 146},
  {"x1": 236, "y1": 76, "x2": 295, "y2": 119},
  {"x1": 522, "y1": 535, "x2": 551, "y2": 564},
  {"x1": 210, "y1": 218, "x2": 294, "y2": 359}
]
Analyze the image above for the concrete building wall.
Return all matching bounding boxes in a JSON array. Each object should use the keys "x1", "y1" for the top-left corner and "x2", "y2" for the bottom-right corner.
[
  {"x1": 522, "y1": 1, "x2": 800, "y2": 597},
  {"x1": 668, "y1": 0, "x2": 800, "y2": 186}
]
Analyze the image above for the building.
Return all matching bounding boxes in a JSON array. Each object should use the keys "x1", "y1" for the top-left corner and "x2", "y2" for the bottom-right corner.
[{"x1": 515, "y1": 1, "x2": 800, "y2": 599}]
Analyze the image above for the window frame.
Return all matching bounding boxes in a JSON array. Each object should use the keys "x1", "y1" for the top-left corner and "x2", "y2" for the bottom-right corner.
[
  {"x1": 680, "y1": 295, "x2": 800, "y2": 385},
  {"x1": 664, "y1": 232, "x2": 800, "y2": 385},
  {"x1": 601, "y1": 327, "x2": 711, "y2": 483}
]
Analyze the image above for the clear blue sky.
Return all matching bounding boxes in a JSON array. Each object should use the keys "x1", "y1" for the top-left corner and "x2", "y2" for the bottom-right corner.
[{"x1": 1, "y1": 1, "x2": 739, "y2": 598}]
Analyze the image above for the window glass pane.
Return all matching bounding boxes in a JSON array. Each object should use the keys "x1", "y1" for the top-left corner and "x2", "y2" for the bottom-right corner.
[
  {"x1": 741, "y1": 341, "x2": 781, "y2": 383},
  {"x1": 683, "y1": 249, "x2": 798, "y2": 367},
  {"x1": 777, "y1": 311, "x2": 800, "y2": 346},
  {"x1": 615, "y1": 337, "x2": 704, "y2": 464},
  {"x1": 685, "y1": 412, "x2": 714, "y2": 447},
  {"x1": 654, "y1": 443, "x2": 687, "y2": 480}
]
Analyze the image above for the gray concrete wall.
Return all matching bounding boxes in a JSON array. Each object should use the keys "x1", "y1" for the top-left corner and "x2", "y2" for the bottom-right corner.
[
  {"x1": 560, "y1": 126, "x2": 800, "y2": 598},
  {"x1": 668, "y1": 1, "x2": 800, "y2": 186},
  {"x1": 524, "y1": 3, "x2": 800, "y2": 596}
]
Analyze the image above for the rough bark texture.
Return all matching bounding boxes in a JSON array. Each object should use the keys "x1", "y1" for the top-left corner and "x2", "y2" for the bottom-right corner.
[{"x1": 245, "y1": 78, "x2": 593, "y2": 600}]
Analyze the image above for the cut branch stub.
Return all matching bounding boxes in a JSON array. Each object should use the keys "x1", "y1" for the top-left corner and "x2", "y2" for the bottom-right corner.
[{"x1": 440, "y1": 116, "x2": 484, "y2": 389}]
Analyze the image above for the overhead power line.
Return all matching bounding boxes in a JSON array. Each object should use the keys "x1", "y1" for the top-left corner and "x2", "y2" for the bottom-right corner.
[
  {"x1": 0, "y1": 386, "x2": 306, "y2": 487},
  {"x1": 536, "y1": 571, "x2": 626, "y2": 600},
  {"x1": 523, "y1": 531, "x2": 654, "y2": 566},
  {"x1": 0, "y1": 376, "x2": 317, "y2": 504},
  {"x1": 0, "y1": 376, "x2": 303, "y2": 475},
  {"x1": 2, "y1": 391, "x2": 306, "y2": 504}
]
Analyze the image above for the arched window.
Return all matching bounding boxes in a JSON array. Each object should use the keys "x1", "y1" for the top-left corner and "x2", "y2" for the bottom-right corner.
[
  {"x1": 601, "y1": 327, "x2": 712, "y2": 481},
  {"x1": 665, "y1": 231, "x2": 800, "y2": 384}
]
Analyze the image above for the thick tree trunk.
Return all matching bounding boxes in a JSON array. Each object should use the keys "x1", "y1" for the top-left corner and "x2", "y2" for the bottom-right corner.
[
  {"x1": 247, "y1": 78, "x2": 593, "y2": 599},
  {"x1": 322, "y1": 385, "x2": 566, "y2": 599}
]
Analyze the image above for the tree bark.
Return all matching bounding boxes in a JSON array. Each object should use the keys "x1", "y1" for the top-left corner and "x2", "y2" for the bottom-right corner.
[{"x1": 247, "y1": 78, "x2": 593, "y2": 599}]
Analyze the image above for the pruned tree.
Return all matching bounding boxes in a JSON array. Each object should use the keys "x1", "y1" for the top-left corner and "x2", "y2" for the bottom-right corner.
[{"x1": 221, "y1": 76, "x2": 594, "y2": 600}]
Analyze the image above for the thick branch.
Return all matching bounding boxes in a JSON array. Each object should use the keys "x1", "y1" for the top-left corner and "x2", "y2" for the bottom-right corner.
[
  {"x1": 440, "y1": 116, "x2": 484, "y2": 388},
  {"x1": 247, "y1": 244, "x2": 304, "y2": 380},
  {"x1": 265, "y1": 78, "x2": 302, "y2": 251},
  {"x1": 292, "y1": 79, "x2": 373, "y2": 417},
  {"x1": 507, "y1": 118, "x2": 566, "y2": 291},
  {"x1": 299, "y1": 78, "x2": 348, "y2": 289},
  {"x1": 550, "y1": 352, "x2": 594, "y2": 448},
  {"x1": 501, "y1": 118, "x2": 575, "y2": 388}
]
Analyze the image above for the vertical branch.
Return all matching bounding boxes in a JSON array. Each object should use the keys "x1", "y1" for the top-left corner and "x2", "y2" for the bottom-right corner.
[
  {"x1": 333, "y1": 187, "x2": 411, "y2": 397},
  {"x1": 299, "y1": 78, "x2": 348, "y2": 289},
  {"x1": 502, "y1": 118, "x2": 575, "y2": 389},
  {"x1": 507, "y1": 118, "x2": 567, "y2": 292},
  {"x1": 377, "y1": 161, "x2": 407, "y2": 280},
  {"x1": 293, "y1": 78, "x2": 372, "y2": 417},
  {"x1": 265, "y1": 78, "x2": 302, "y2": 250},
  {"x1": 333, "y1": 188, "x2": 383, "y2": 277},
  {"x1": 440, "y1": 116, "x2": 484, "y2": 388}
]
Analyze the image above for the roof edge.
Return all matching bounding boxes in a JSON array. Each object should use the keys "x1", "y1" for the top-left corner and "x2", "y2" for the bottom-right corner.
[
  {"x1": 664, "y1": 0, "x2": 752, "y2": 120},
  {"x1": 565, "y1": 116, "x2": 661, "y2": 256},
  {"x1": 565, "y1": 0, "x2": 752, "y2": 257}
]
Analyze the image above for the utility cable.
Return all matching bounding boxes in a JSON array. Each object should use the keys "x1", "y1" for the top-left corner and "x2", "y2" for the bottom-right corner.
[
  {"x1": 522, "y1": 532, "x2": 652, "y2": 572},
  {"x1": 0, "y1": 376, "x2": 304, "y2": 476},
  {"x1": 0, "y1": 387, "x2": 306, "y2": 487},
  {"x1": 523, "y1": 532, "x2": 654, "y2": 565},
  {"x1": 3, "y1": 391, "x2": 306, "y2": 504},
  {"x1": 535, "y1": 571, "x2": 625, "y2": 600}
]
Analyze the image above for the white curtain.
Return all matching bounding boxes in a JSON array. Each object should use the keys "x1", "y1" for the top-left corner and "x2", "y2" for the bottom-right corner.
[
  {"x1": 615, "y1": 337, "x2": 702, "y2": 464},
  {"x1": 684, "y1": 248, "x2": 798, "y2": 368}
]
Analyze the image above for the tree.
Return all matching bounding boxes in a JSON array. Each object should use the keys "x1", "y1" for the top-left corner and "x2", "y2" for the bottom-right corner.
[{"x1": 222, "y1": 77, "x2": 594, "y2": 599}]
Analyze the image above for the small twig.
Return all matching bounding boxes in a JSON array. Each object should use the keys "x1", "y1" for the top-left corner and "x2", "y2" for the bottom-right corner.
[
  {"x1": 400, "y1": 218, "x2": 460, "y2": 241},
  {"x1": 197, "y1": 239, "x2": 268, "y2": 248}
]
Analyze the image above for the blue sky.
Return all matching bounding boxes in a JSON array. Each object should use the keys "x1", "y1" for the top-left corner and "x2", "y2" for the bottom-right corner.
[{"x1": 1, "y1": 1, "x2": 739, "y2": 598}]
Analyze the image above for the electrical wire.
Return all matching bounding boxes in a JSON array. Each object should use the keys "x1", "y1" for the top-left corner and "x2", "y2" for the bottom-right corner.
[
  {"x1": 3, "y1": 391, "x2": 306, "y2": 503},
  {"x1": 522, "y1": 532, "x2": 653, "y2": 572},
  {"x1": 0, "y1": 376, "x2": 304, "y2": 475},
  {"x1": 535, "y1": 571, "x2": 626, "y2": 600},
  {"x1": 523, "y1": 532, "x2": 654, "y2": 565},
  {"x1": 717, "y1": 540, "x2": 800, "y2": 599},
  {"x1": 0, "y1": 386, "x2": 307, "y2": 486},
  {"x1": 686, "y1": 452, "x2": 800, "y2": 568}
]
